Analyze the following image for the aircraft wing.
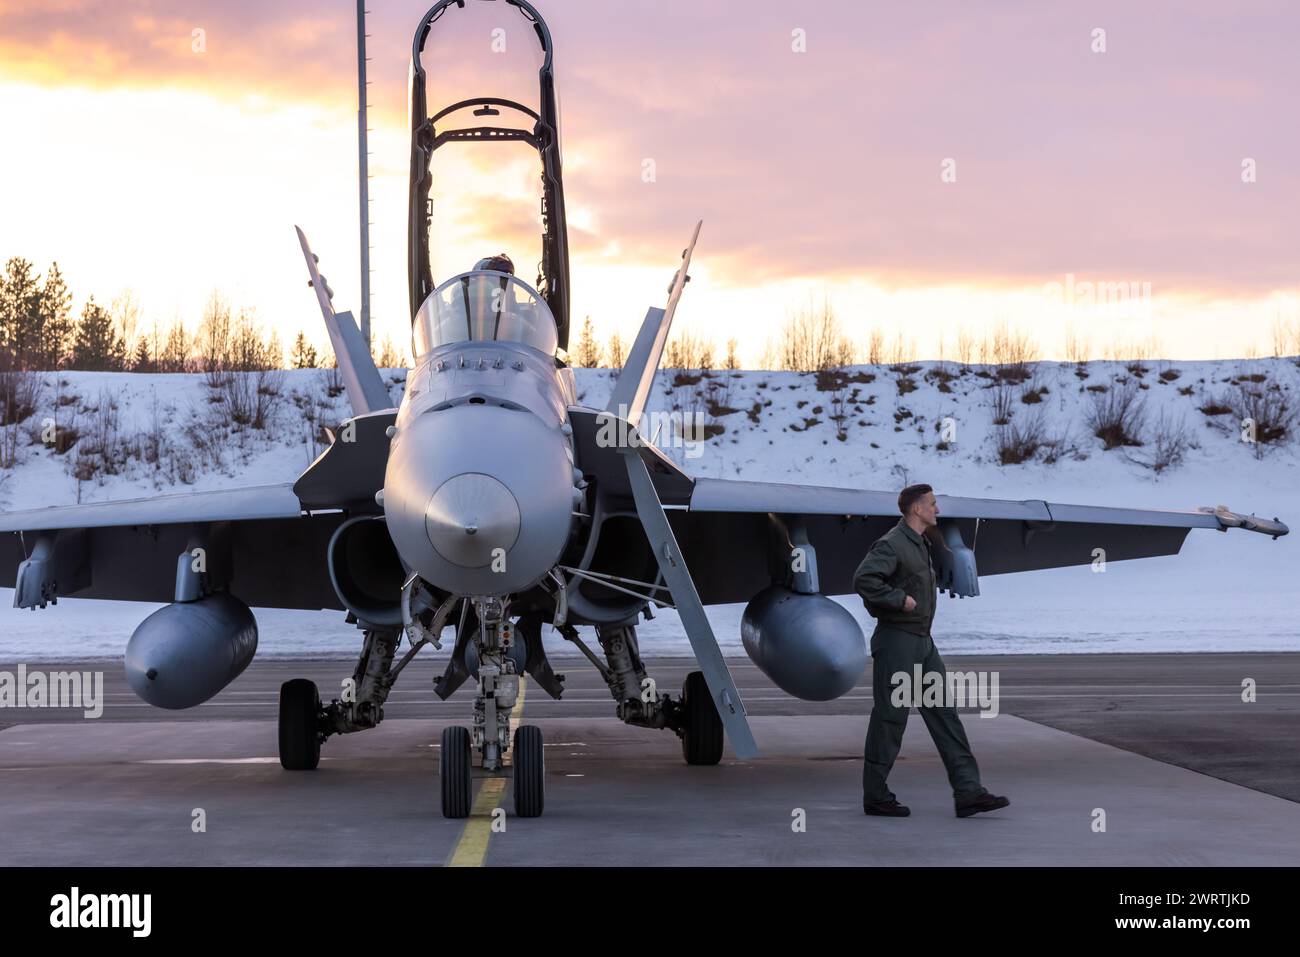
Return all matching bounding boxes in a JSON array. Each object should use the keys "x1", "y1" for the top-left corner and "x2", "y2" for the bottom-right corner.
[
  {"x1": 0, "y1": 484, "x2": 346, "y2": 611},
  {"x1": 0, "y1": 483, "x2": 305, "y2": 532},
  {"x1": 667, "y1": 478, "x2": 1289, "y2": 605}
]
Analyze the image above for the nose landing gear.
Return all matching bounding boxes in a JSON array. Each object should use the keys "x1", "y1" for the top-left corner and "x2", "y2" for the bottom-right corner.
[{"x1": 438, "y1": 598, "x2": 547, "y2": 819}]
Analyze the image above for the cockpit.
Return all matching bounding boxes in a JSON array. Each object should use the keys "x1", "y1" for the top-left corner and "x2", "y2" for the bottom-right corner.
[{"x1": 412, "y1": 270, "x2": 559, "y2": 359}]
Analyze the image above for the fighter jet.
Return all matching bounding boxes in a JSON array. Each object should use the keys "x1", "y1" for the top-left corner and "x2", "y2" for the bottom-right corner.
[{"x1": 0, "y1": 0, "x2": 1288, "y2": 819}]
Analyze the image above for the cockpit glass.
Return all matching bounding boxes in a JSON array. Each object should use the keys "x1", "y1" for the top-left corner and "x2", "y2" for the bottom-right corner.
[{"x1": 413, "y1": 271, "x2": 558, "y2": 358}]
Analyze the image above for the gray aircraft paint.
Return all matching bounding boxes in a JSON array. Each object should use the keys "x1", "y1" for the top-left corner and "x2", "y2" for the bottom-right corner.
[{"x1": 124, "y1": 593, "x2": 257, "y2": 710}]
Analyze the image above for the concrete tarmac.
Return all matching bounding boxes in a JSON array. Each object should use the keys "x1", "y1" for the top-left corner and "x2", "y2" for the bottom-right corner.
[{"x1": 1, "y1": 653, "x2": 1298, "y2": 866}]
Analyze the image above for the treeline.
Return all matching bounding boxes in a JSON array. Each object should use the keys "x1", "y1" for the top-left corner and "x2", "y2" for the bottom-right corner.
[{"x1": 0, "y1": 257, "x2": 383, "y2": 373}]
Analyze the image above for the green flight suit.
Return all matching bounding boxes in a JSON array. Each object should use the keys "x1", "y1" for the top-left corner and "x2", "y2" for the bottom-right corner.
[{"x1": 853, "y1": 518, "x2": 986, "y2": 803}]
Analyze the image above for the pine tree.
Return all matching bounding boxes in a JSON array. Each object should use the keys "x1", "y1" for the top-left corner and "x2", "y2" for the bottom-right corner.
[
  {"x1": 575, "y1": 315, "x2": 602, "y2": 368},
  {"x1": 71, "y1": 297, "x2": 126, "y2": 371},
  {"x1": 0, "y1": 257, "x2": 41, "y2": 369},
  {"x1": 38, "y1": 263, "x2": 73, "y2": 370},
  {"x1": 132, "y1": 337, "x2": 152, "y2": 372},
  {"x1": 292, "y1": 331, "x2": 318, "y2": 369}
]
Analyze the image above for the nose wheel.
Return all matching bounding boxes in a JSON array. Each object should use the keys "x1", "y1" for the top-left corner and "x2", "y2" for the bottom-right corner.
[
  {"x1": 438, "y1": 724, "x2": 546, "y2": 819},
  {"x1": 513, "y1": 725, "x2": 545, "y2": 817}
]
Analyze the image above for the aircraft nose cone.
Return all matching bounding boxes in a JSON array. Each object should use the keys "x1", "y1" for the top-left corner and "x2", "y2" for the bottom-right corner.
[{"x1": 424, "y1": 472, "x2": 521, "y2": 568}]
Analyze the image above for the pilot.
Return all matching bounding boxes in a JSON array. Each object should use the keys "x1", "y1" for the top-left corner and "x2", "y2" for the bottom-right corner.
[
  {"x1": 474, "y1": 253, "x2": 514, "y2": 275},
  {"x1": 466, "y1": 254, "x2": 515, "y2": 340},
  {"x1": 853, "y1": 483, "x2": 1011, "y2": 819}
]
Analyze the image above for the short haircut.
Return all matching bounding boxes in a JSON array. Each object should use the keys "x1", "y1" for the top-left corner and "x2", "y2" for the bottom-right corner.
[{"x1": 898, "y1": 483, "x2": 933, "y2": 516}]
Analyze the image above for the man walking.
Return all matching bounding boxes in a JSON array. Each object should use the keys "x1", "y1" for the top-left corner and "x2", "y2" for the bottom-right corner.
[{"x1": 853, "y1": 483, "x2": 1010, "y2": 818}]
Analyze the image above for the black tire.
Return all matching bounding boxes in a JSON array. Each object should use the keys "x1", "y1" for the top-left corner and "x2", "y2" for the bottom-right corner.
[
  {"x1": 279, "y1": 679, "x2": 321, "y2": 770},
  {"x1": 441, "y1": 726, "x2": 473, "y2": 819},
  {"x1": 512, "y1": 725, "x2": 545, "y2": 818},
  {"x1": 681, "y1": 671, "x2": 724, "y2": 766}
]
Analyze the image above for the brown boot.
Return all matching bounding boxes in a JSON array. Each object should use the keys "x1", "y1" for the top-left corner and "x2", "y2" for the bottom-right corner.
[
  {"x1": 955, "y1": 792, "x2": 1010, "y2": 818},
  {"x1": 863, "y1": 799, "x2": 911, "y2": 817}
]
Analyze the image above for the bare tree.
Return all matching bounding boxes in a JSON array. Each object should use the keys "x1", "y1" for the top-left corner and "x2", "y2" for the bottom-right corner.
[
  {"x1": 989, "y1": 320, "x2": 1037, "y2": 373},
  {"x1": 885, "y1": 332, "x2": 915, "y2": 367},
  {"x1": 110, "y1": 291, "x2": 142, "y2": 359},
  {"x1": 773, "y1": 297, "x2": 856, "y2": 371},
  {"x1": 665, "y1": 328, "x2": 713, "y2": 371},
  {"x1": 1064, "y1": 325, "x2": 1090, "y2": 364},
  {"x1": 955, "y1": 325, "x2": 974, "y2": 368},
  {"x1": 199, "y1": 292, "x2": 232, "y2": 380},
  {"x1": 158, "y1": 318, "x2": 193, "y2": 373},
  {"x1": 1270, "y1": 316, "x2": 1298, "y2": 358},
  {"x1": 373, "y1": 334, "x2": 402, "y2": 370},
  {"x1": 866, "y1": 328, "x2": 884, "y2": 365},
  {"x1": 724, "y1": 337, "x2": 740, "y2": 371}
]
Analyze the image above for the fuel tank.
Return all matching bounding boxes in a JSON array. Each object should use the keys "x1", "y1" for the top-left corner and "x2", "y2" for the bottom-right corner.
[
  {"x1": 741, "y1": 585, "x2": 867, "y2": 701},
  {"x1": 124, "y1": 593, "x2": 258, "y2": 709}
]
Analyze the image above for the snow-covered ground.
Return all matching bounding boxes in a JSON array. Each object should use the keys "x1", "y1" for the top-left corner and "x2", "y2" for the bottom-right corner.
[{"x1": 1, "y1": 357, "x2": 1297, "y2": 661}]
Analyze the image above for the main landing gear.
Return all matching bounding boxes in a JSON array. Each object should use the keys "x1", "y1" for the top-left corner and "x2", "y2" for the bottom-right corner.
[
  {"x1": 558, "y1": 621, "x2": 725, "y2": 766},
  {"x1": 277, "y1": 608, "x2": 726, "y2": 819},
  {"x1": 278, "y1": 678, "x2": 322, "y2": 771}
]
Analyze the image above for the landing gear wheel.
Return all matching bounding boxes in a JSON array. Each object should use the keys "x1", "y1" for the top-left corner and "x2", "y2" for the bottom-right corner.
[
  {"x1": 681, "y1": 670, "x2": 724, "y2": 766},
  {"x1": 279, "y1": 679, "x2": 321, "y2": 770},
  {"x1": 512, "y1": 725, "x2": 545, "y2": 818},
  {"x1": 440, "y1": 726, "x2": 473, "y2": 818}
]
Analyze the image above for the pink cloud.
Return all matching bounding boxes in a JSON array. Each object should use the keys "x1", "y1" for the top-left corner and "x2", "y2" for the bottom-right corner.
[{"x1": 2, "y1": 0, "x2": 1297, "y2": 296}]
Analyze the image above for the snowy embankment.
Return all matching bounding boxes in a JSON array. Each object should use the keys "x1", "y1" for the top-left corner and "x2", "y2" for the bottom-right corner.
[{"x1": 1, "y1": 357, "x2": 1297, "y2": 661}]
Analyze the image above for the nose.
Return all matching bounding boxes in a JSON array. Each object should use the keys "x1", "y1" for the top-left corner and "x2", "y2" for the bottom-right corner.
[
  {"x1": 383, "y1": 403, "x2": 577, "y2": 597},
  {"x1": 424, "y1": 472, "x2": 521, "y2": 567}
]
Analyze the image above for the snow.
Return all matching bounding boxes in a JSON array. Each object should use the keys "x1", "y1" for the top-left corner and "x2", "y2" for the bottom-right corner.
[{"x1": 1, "y1": 358, "x2": 1297, "y2": 662}]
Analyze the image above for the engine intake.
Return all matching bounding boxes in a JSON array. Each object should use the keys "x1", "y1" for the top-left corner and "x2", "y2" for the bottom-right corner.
[{"x1": 328, "y1": 515, "x2": 406, "y2": 628}]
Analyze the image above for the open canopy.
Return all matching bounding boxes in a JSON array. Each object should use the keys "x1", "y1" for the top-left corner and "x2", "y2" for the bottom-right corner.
[{"x1": 407, "y1": 0, "x2": 570, "y2": 349}]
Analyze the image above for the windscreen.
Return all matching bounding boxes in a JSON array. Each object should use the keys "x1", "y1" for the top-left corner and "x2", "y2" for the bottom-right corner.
[{"x1": 413, "y1": 270, "x2": 558, "y2": 358}]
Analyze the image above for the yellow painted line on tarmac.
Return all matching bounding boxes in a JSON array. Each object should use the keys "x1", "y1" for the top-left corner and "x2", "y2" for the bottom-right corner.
[{"x1": 445, "y1": 677, "x2": 526, "y2": 867}]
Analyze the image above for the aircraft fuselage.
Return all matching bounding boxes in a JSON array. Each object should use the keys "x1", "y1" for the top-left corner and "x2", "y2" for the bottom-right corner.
[{"x1": 382, "y1": 338, "x2": 581, "y2": 599}]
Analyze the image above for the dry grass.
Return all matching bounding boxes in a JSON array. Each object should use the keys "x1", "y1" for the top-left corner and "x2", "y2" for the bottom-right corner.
[{"x1": 1086, "y1": 378, "x2": 1147, "y2": 449}]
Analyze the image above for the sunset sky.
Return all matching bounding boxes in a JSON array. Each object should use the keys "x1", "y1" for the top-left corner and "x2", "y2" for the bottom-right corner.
[{"x1": 2, "y1": 0, "x2": 1298, "y2": 364}]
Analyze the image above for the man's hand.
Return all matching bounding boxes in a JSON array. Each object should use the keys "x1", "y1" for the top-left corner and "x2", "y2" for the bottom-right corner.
[{"x1": 902, "y1": 595, "x2": 917, "y2": 613}]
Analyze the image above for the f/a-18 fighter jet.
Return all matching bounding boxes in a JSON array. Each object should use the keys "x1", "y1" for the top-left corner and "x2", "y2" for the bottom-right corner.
[{"x1": 0, "y1": 0, "x2": 1287, "y2": 818}]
